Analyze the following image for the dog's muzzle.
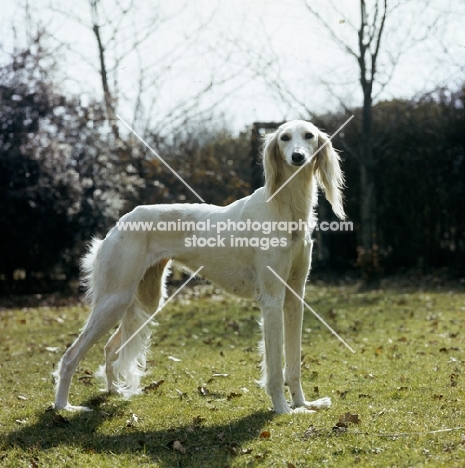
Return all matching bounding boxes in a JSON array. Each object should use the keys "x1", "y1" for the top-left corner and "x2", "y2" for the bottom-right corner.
[{"x1": 291, "y1": 149, "x2": 307, "y2": 166}]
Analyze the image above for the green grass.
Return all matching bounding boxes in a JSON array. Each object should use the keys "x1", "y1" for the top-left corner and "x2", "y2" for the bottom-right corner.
[{"x1": 1, "y1": 281, "x2": 464, "y2": 467}]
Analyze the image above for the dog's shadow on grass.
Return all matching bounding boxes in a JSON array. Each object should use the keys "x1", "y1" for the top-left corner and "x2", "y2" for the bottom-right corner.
[{"x1": 6, "y1": 395, "x2": 275, "y2": 466}]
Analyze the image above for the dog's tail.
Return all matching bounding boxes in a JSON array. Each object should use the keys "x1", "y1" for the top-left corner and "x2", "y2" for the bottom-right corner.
[
  {"x1": 81, "y1": 237, "x2": 104, "y2": 305},
  {"x1": 106, "y1": 302, "x2": 153, "y2": 397}
]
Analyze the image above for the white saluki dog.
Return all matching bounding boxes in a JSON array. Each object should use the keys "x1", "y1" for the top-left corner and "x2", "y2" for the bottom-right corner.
[{"x1": 53, "y1": 120, "x2": 345, "y2": 414}]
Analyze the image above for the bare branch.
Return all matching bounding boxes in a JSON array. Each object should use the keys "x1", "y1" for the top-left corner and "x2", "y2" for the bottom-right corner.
[
  {"x1": 371, "y1": 0, "x2": 387, "y2": 82},
  {"x1": 304, "y1": 1, "x2": 359, "y2": 60}
]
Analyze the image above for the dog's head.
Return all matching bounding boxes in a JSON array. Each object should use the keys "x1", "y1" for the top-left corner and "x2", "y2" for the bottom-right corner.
[{"x1": 263, "y1": 120, "x2": 345, "y2": 219}]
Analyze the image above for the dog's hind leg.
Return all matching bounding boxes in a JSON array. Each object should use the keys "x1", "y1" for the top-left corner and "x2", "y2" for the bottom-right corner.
[
  {"x1": 102, "y1": 259, "x2": 170, "y2": 397},
  {"x1": 54, "y1": 292, "x2": 132, "y2": 411}
]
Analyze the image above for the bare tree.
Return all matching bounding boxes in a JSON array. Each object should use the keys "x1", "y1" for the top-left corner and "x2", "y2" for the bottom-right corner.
[
  {"x1": 306, "y1": 0, "x2": 389, "y2": 279},
  {"x1": 48, "y1": 0, "x2": 238, "y2": 140},
  {"x1": 241, "y1": 0, "x2": 447, "y2": 283},
  {"x1": 303, "y1": 0, "x2": 447, "y2": 283}
]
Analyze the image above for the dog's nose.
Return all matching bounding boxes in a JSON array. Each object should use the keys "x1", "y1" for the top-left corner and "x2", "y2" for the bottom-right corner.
[{"x1": 291, "y1": 152, "x2": 305, "y2": 164}]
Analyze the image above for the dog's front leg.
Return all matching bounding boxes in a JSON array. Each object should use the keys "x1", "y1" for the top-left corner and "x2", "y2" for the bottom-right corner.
[
  {"x1": 283, "y1": 290, "x2": 306, "y2": 406},
  {"x1": 259, "y1": 294, "x2": 290, "y2": 414},
  {"x1": 283, "y1": 292, "x2": 331, "y2": 413}
]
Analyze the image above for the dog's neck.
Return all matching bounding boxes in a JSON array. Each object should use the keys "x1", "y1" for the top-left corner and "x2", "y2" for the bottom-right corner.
[{"x1": 267, "y1": 169, "x2": 317, "y2": 223}]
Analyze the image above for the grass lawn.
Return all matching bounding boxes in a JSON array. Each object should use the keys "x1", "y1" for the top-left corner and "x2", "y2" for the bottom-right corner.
[{"x1": 0, "y1": 279, "x2": 464, "y2": 467}]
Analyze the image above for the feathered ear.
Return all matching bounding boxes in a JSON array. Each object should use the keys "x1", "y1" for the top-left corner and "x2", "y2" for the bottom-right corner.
[
  {"x1": 315, "y1": 132, "x2": 346, "y2": 219},
  {"x1": 263, "y1": 131, "x2": 283, "y2": 200}
]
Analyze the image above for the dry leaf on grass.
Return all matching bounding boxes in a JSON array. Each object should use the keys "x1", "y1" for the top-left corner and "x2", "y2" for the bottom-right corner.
[
  {"x1": 192, "y1": 415, "x2": 205, "y2": 428},
  {"x1": 78, "y1": 376, "x2": 93, "y2": 386},
  {"x1": 303, "y1": 425, "x2": 319, "y2": 439},
  {"x1": 143, "y1": 380, "x2": 165, "y2": 393},
  {"x1": 168, "y1": 356, "x2": 181, "y2": 362},
  {"x1": 226, "y1": 446, "x2": 253, "y2": 456},
  {"x1": 333, "y1": 412, "x2": 360, "y2": 432},
  {"x1": 175, "y1": 389, "x2": 188, "y2": 399},
  {"x1": 126, "y1": 413, "x2": 138, "y2": 427},
  {"x1": 197, "y1": 386, "x2": 210, "y2": 396},
  {"x1": 339, "y1": 412, "x2": 360, "y2": 424},
  {"x1": 52, "y1": 414, "x2": 69, "y2": 427},
  {"x1": 259, "y1": 430, "x2": 271, "y2": 439},
  {"x1": 167, "y1": 440, "x2": 187, "y2": 454}
]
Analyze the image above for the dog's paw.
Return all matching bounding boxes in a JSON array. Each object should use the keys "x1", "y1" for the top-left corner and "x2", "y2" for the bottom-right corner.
[
  {"x1": 291, "y1": 406, "x2": 316, "y2": 414},
  {"x1": 273, "y1": 399, "x2": 292, "y2": 414},
  {"x1": 304, "y1": 397, "x2": 331, "y2": 410},
  {"x1": 54, "y1": 403, "x2": 92, "y2": 412}
]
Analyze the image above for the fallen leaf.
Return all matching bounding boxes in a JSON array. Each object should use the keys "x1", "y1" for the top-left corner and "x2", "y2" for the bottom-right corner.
[
  {"x1": 192, "y1": 415, "x2": 205, "y2": 428},
  {"x1": 287, "y1": 463, "x2": 297, "y2": 468},
  {"x1": 17, "y1": 395, "x2": 28, "y2": 401},
  {"x1": 171, "y1": 440, "x2": 186, "y2": 454},
  {"x1": 259, "y1": 430, "x2": 271, "y2": 439},
  {"x1": 198, "y1": 386, "x2": 210, "y2": 396},
  {"x1": 332, "y1": 422, "x2": 347, "y2": 433},
  {"x1": 339, "y1": 412, "x2": 360, "y2": 424},
  {"x1": 143, "y1": 380, "x2": 165, "y2": 393},
  {"x1": 175, "y1": 389, "x2": 188, "y2": 399},
  {"x1": 126, "y1": 413, "x2": 138, "y2": 427},
  {"x1": 52, "y1": 414, "x2": 69, "y2": 427},
  {"x1": 450, "y1": 374, "x2": 459, "y2": 387},
  {"x1": 303, "y1": 425, "x2": 319, "y2": 438},
  {"x1": 78, "y1": 376, "x2": 93, "y2": 386}
]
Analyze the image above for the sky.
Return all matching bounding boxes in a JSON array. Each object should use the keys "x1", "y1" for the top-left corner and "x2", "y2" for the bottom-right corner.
[{"x1": 2, "y1": 0, "x2": 464, "y2": 134}]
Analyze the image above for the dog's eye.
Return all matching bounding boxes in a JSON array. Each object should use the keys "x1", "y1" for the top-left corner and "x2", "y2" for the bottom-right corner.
[
  {"x1": 280, "y1": 134, "x2": 290, "y2": 142},
  {"x1": 305, "y1": 132, "x2": 314, "y2": 140}
]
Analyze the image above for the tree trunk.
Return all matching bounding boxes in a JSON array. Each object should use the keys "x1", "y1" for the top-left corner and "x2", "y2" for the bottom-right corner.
[{"x1": 357, "y1": 86, "x2": 381, "y2": 287}]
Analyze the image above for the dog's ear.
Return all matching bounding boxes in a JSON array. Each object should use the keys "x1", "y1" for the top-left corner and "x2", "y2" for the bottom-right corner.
[
  {"x1": 263, "y1": 131, "x2": 283, "y2": 200},
  {"x1": 315, "y1": 131, "x2": 346, "y2": 219}
]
